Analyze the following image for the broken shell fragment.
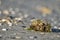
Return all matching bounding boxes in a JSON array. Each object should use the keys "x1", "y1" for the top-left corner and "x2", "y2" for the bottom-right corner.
[{"x1": 3, "y1": 10, "x2": 9, "y2": 15}]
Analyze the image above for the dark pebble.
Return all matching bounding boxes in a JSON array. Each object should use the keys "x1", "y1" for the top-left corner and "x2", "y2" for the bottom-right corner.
[
  {"x1": 10, "y1": 36, "x2": 16, "y2": 39},
  {"x1": 21, "y1": 26, "x2": 26, "y2": 28},
  {"x1": 52, "y1": 28, "x2": 60, "y2": 32},
  {"x1": 34, "y1": 36, "x2": 37, "y2": 39},
  {"x1": 9, "y1": 16, "x2": 15, "y2": 19},
  {"x1": 0, "y1": 35, "x2": 2, "y2": 38}
]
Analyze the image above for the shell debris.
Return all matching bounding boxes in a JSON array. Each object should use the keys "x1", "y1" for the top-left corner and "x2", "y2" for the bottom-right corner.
[
  {"x1": 1, "y1": 18, "x2": 12, "y2": 26},
  {"x1": 2, "y1": 28, "x2": 7, "y2": 31},
  {"x1": 3, "y1": 10, "x2": 9, "y2": 15}
]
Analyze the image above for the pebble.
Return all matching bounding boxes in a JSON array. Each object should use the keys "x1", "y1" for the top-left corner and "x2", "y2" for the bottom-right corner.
[
  {"x1": 58, "y1": 27, "x2": 60, "y2": 29},
  {"x1": 9, "y1": 8, "x2": 13, "y2": 12},
  {"x1": 10, "y1": 36, "x2": 21, "y2": 39},
  {"x1": 15, "y1": 36, "x2": 21, "y2": 39},
  {"x1": 0, "y1": 23, "x2": 2, "y2": 26},
  {"x1": 29, "y1": 36, "x2": 37, "y2": 39},
  {"x1": 34, "y1": 36, "x2": 37, "y2": 39},
  {"x1": 30, "y1": 19, "x2": 36, "y2": 22},
  {"x1": 40, "y1": 32, "x2": 45, "y2": 35},
  {"x1": 0, "y1": 11, "x2": 1, "y2": 14},
  {"x1": 9, "y1": 16, "x2": 15, "y2": 19},
  {"x1": 10, "y1": 11, "x2": 16, "y2": 15},
  {"x1": 0, "y1": 35, "x2": 2, "y2": 38},
  {"x1": 29, "y1": 36, "x2": 34, "y2": 39},
  {"x1": 3, "y1": 10, "x2": 9, "y2": 15},
  {"x1": 2, "y1": 28, "x2": 7, "y2": 31},
  {"x1": 24, "y1": 14, "x2": 29, "y2": 18},
  {"x1": 54, "y1": 26, "x2": 58, "y2": 29},
  {"x1": 14, "y1": 17, "x2": 22, "y2": 21},
  {"x1": 8, "y1": 22, "x2": 12, "y2": 26},
  {"x1": 15, "y1": 8, "x2": 19, "y2": 12},
  {"x1": 56, "y1": 35, "x2": 60, "y2": 38},
  {"x1": 53, "y1": 21, "x2": 57, "y2": 24},
  {"x1": 22, "y1": 26, "x2": 26, "y2": 28},
  {"x1": 51, "y1": 18, "x2": 54, "y2": 22},
  {"x1": 10, "y1": 36, "x2": 16, "y2": 39}
]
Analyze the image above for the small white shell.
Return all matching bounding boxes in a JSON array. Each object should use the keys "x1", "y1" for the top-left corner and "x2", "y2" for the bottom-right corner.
[{"x1": 2, "y1": 28, "x2": 7, "y2": 31}]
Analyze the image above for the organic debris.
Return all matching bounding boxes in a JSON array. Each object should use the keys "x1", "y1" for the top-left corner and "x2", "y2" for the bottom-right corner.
[{"x1": 29, "y1": 19, "x2": 51, "y2": 32}]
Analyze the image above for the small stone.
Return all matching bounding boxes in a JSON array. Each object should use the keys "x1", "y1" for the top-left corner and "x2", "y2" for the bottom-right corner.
[
  {"x1": 29, "y1": 36, "x2": 34, "y2": 39},
  {"x1": 34, "y1": 36, "x2": 37, "y2": 38},
  {"x1": 30, "y1": 19, "x2": 36, "y2": 22},
  {"x1": 58, "y1": 27, "x2": 60, "y2": 29},
  {"x1": 53, "y1": 21, "x2": 57, "y2": 24},
  {"x1": 56, "y1": 35, "x2": 60, "y2": 37},
  {"x1": 9, "y1": 8, "x2": 13, "y2": 12},
  {"x1": 0, "y1": 35, "x2": 2, "y2": 38},
  {"x1": 24, "y1": 14, "x2": 28, "y2": 18},
  {"x1": 40, "y1": 32, "x2": 45, "y2": 35},
  {"x1": 8, "y1": 23, "x2": 12, "y2": 26},
  {"x1": 0, "y1": 23, "x2": 2, "y2": 26},
  {"x1": 2, "y1": 28, "x2": 7, "y2": 31},
  {"x1": 9, "y1": 16, "x2": 15, "y2": 19},
  {"x1": 3, "y1": 10, "x2": 9, "y2": 15},
  {"x1": 14, "y1": 18, "x2": 22, "y2": 21},
  {"x1": 10, "y1": 36, "x2": 16, "y2": 39},
  {"x1": 22, "y1": 26, "x2": 26, "y2": 28},
  {"x1": 51, "y1": 18, "x2": 54, "y2": 22},
  {"x1": 10, "y1": 11, "x2": 16, "y2": 15},
  {"x1": 15, "y1": 36, "x2": 21, "y2": 39},
  {"x1": 54, "y1": 26, "x2": 57, "y2": 29},
  {"x1": 15, "y1": 8, "x2": 19, "y2": 12},
  {"x1": 0, "y1": 11, "x2": 1, "y2": 14}
]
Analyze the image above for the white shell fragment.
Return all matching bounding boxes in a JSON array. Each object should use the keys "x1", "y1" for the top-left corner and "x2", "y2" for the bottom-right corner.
[
  {"x1": 15, "y1": 36, "x2": 21, "y2": 39},
  {"x1": 30, "y1": 19, "x2": 37, "y2": 22},
  {"x1": 24, "y1": 14, "x2": 28, "y2": 18},
  {"x1": 2, "y1": 28, "x2": 7, "y2": 31},
  {"x1": 3, "y1": 10, "x2": 9, "y2": 15},
  {"x1": 14, "y1": 17, "x2": 22, "y2": 21},
  {"x1": 40, "y1": 32, "x2": 45, "y2": 35},
  {"x1": 58, "y1": 27, "x2": 60, "y2": 29},
  {"x1": 29, "y1": 36, "x2": 34, "y2": 39}
]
